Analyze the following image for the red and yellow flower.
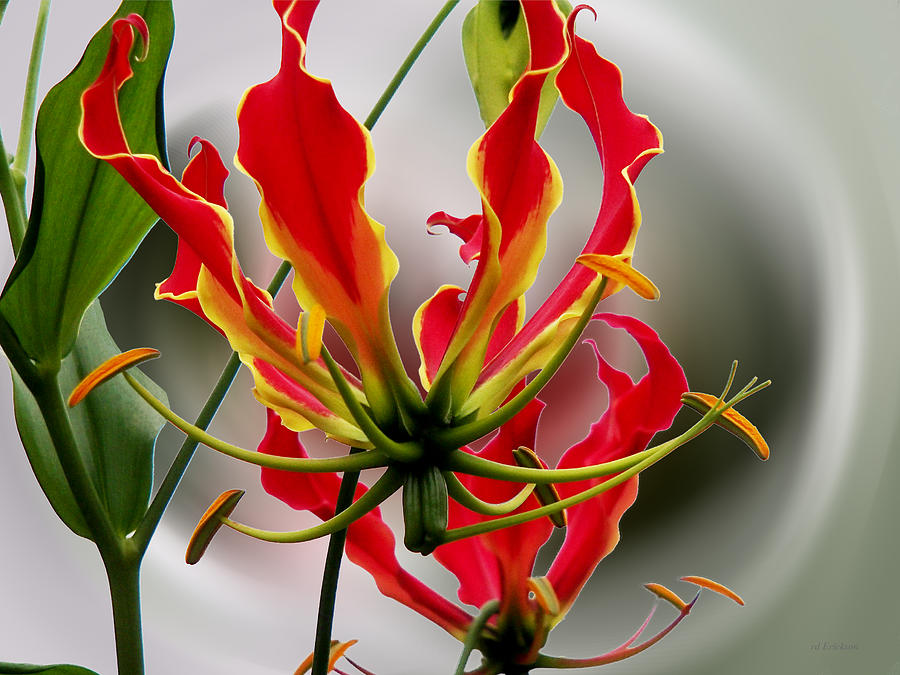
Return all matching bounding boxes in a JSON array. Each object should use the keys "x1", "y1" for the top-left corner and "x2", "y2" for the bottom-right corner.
[{"x1": 77, "y1": 1, "x2": 768, "y2": 668}]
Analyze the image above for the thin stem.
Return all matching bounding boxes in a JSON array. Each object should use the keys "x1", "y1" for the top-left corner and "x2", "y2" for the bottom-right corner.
[
  {"x1": 13, "y1": 0, "x2": 51, "y2": 178},
  {"x1": 442, "y1": 406, "x2": 726, "y2": 544},
  {"x1": 0, "y1": 130, "x2": 27, "y2": 253},
  {"x1": 362, "y1": 0, "x2": 460, "y2": 130},
  {"x1": 133, "y1": 262, "x2": 292, "y2": 550},
  {"x1": 454, "y1": 600, "x2": 500, "y2": 675},
  {"x1": 445, "y1": 446, "x2": 655, "y2": 485},
  {"x1": 223, "y1": 469, "x2": 404, "y2": 544},
  {"x1": 433, "y1": 279, "x2": 608, "y2": 450},
  {"x1": 123, "y1": 372, "x2": 388, "y2": 473},
  {"x1": 312, "y1": 449, "x2": 363, "y2": 675},
  {"x1": 104, "y1": 547, "x2": 145, "y2": 675}
]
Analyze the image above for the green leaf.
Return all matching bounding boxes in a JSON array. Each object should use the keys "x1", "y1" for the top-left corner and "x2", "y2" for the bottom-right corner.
[
  {"x1": 461, "y1": 0, "x2": 571, "y2": 135},
  {"x1": 0, "y1": 664, "x2": 99, "y2": 674},
  {"x1": 0, "y1": 1, "x2": 9, "y2": 26},
  {"x1": 13, "y1": 301, "x2": 167, "y2": 539},
  {"x1": 0, "y1": 0, "x2": 173, "y2": 367}
]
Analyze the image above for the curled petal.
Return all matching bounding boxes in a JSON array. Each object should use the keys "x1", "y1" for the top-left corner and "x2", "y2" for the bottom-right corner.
[
  {"x1": 80, "y1": 20, "x2": 366, "y2": 442},
  {"x1": 466, "y1": 7, "x2": 665, "y2": 417},
  {"x1": 421, "y1": 1, "x2": 567, "y2": 411},
  {"x1": 235, "y1": 1, "x2": 405, "y2": 419},
  {"x1": 548, "y1": 314, "x2": 687, "y2": 614}
]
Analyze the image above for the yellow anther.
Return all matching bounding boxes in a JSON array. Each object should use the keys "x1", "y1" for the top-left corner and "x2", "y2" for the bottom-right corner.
[
  {"x1": 681, "y1": 392, "x2": 769, "y2": 460},
  {"x1": 296, "y1": 304, "x2": 326, "y2": 363},
  {"x1": 576, "y1": 253, "x2": 660, "y2": 300},
  {"x1": 513, "y1": 446, "x2": 567, "y2": 527},
  {"x1": 68, "y1": 347, "x2": 160, "y2": 407},
  {"x1": 185, "y1": 489, "x2": 245, "y2": 565},
  {"x1": 294, "y1": 639, "x2": 358, "y2": 674},
  {"x1": 644, "y1": 582, "x2": 689, "y2": 611},
  {"x1": 681, "y1": 575, "x2": 745, "y2": 606}
]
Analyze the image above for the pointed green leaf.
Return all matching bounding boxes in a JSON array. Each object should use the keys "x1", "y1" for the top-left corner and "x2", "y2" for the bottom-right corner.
[
  {"x1": 461, "y1": 0, "x2": 571, "y2": 135},
  {"x1": 0, "y1": 664, "x2": 99, "y2": 674},
  {"x1": 0, "y1": 0, "x2": 173, "y2": 367},
  {"x1": 13, "y1": 302, "x2": 167, "y2": 539}
]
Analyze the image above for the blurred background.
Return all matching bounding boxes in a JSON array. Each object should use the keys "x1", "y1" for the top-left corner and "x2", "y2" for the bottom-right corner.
[{"x1": 1, "y1": 1, "x2": 898, "y2": 673}]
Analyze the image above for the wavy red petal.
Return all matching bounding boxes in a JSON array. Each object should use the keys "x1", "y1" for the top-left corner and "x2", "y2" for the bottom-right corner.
[{"x1": 547, "y1": 314, "x2": 687, "y2": 612}]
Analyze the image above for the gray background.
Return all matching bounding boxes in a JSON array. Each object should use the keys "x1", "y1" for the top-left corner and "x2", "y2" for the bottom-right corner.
[{"x1": 1, "y1": 1, "x2": 898, "y2": 673}]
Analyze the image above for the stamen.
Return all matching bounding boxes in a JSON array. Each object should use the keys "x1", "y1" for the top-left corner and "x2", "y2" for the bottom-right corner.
[
  {"x1": 68, "y1": 347, "x2": 160, "y2": 406},
  {"x1": 644, "y1": 582, "x2": 688, "y2": 611},
  {"x1": 680, "y1": 392, "x2": 769, "y2": 460},
  {"x1": 681, "y1": 575, "x2": 745, "y2": 605},
  {"x1": 576, "y1": 253, "x2": 660, "y2": 300},
  {"x1": 296, "y1": 304, "x2": 326, "y2": 363},
  {"x1": 295, "y1": 639, "x2": 358, "y2": 674},
  {"x1": 185, "y1": 489, "x2": 244, "y2": 564},
  {"x1": 513, "y1": 447, "x2": 567, "y2": 526}
]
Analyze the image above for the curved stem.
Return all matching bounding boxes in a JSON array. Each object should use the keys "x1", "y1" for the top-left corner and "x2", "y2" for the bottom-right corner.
[
  {"x1": 223, "y1": 469, "x2": 404, "y2": 544},
  {"x1": 442, "y1": 406, "x2": 726, "y2": 544},
  {"x1": 312, "y1": 449, "x2": 363, "y2": 675},
  {"x1": 13, "y1": 0, "x2": 50, "y2": 177},
  {"x1": 444, "y1": 470, "x2": 535, "y2": 516},
  {"x1": 434, "y1": 279, "x2": 608, "y2": 450},
  {"x1": 454, "y1": 600, "x2": 500, "y2": 675},
  {"x1": 123, "y1": 371, "x2": 388, "y2": 473},
  {"x1": 445, "y1": 447, "x2": 654, "y2": 485},
  {"x1": 320, "y1": 347, "x2": 421, "y2": 462},
  {"x1": 533, "y1": 594, "x2": 698, "y2": 669}
]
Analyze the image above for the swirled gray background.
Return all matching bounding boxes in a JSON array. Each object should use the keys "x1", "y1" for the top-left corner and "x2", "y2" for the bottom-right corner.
[{"x1": 1, "y1": 1, "x2": 898, "y2": 673}]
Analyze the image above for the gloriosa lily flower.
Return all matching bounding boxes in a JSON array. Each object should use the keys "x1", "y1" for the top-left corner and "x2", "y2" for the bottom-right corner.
[
  {"x1": 75, "y1": 3, "x2": 769, "y2": 666},
  {"x1": 257, "y1": 313, "x2": 745, "y2": 672}
]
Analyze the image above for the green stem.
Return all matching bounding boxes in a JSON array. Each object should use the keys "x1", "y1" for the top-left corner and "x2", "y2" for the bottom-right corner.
[
  {"x1": 123, "y1": 371, "x2": 388, "y2": 473},
  {"x1": 312, "y1": 449, "x2": 363, "y2": 675},
  {"x1": 441, "y1": 407, "x2": 726, "y2": 544},
  {"x1": 103, "y1": 547, "x2": 145, "y2": 675},
  {"x1": 13, "y1": 0, "x2": 51, "y2": 178},
  {"x1": 444, "y1": 470, "x2": 535, "y2": 516},
  {"x1": 454, "y1": 600, "x2": 500, "y2": 675},
  {"x1": 433, "y1": 279, "x2": 608, "y2": 450},
  {"x1": 0, "y1": 130, "x2": 27, "y2": 254},
  {"x1": 445, "y1": 446, "x2": 654, "y2": 484},
  {"x1": 363, "y1": 0, "x2": 460, "y2": 130},
  {"x1": 222, "y1": 469, "x2": 403, "y2": 544}
]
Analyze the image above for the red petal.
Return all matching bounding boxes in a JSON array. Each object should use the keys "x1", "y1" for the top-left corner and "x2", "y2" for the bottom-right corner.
[
  {"x1": 235, "y1": 1, "x2": 403, "y2": 412},
  {"x1": 155, "y1": 138, "x2": 229, "y2": 329},
  {"x1": 421, "y1": 3, "x2": 567, "y2": 409},
  {"x1": 259, "y1": 410, "x2": 472, "y2": 639},
  {"x1": 426, "y1": 211, "x2": 484, "y2": 265},
  {"x1": 547, "y1": 314, "x2": 687, "y2": 612},
  {"x1": 467, "y1": 9, "x2": 665, "y2": 416}
]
